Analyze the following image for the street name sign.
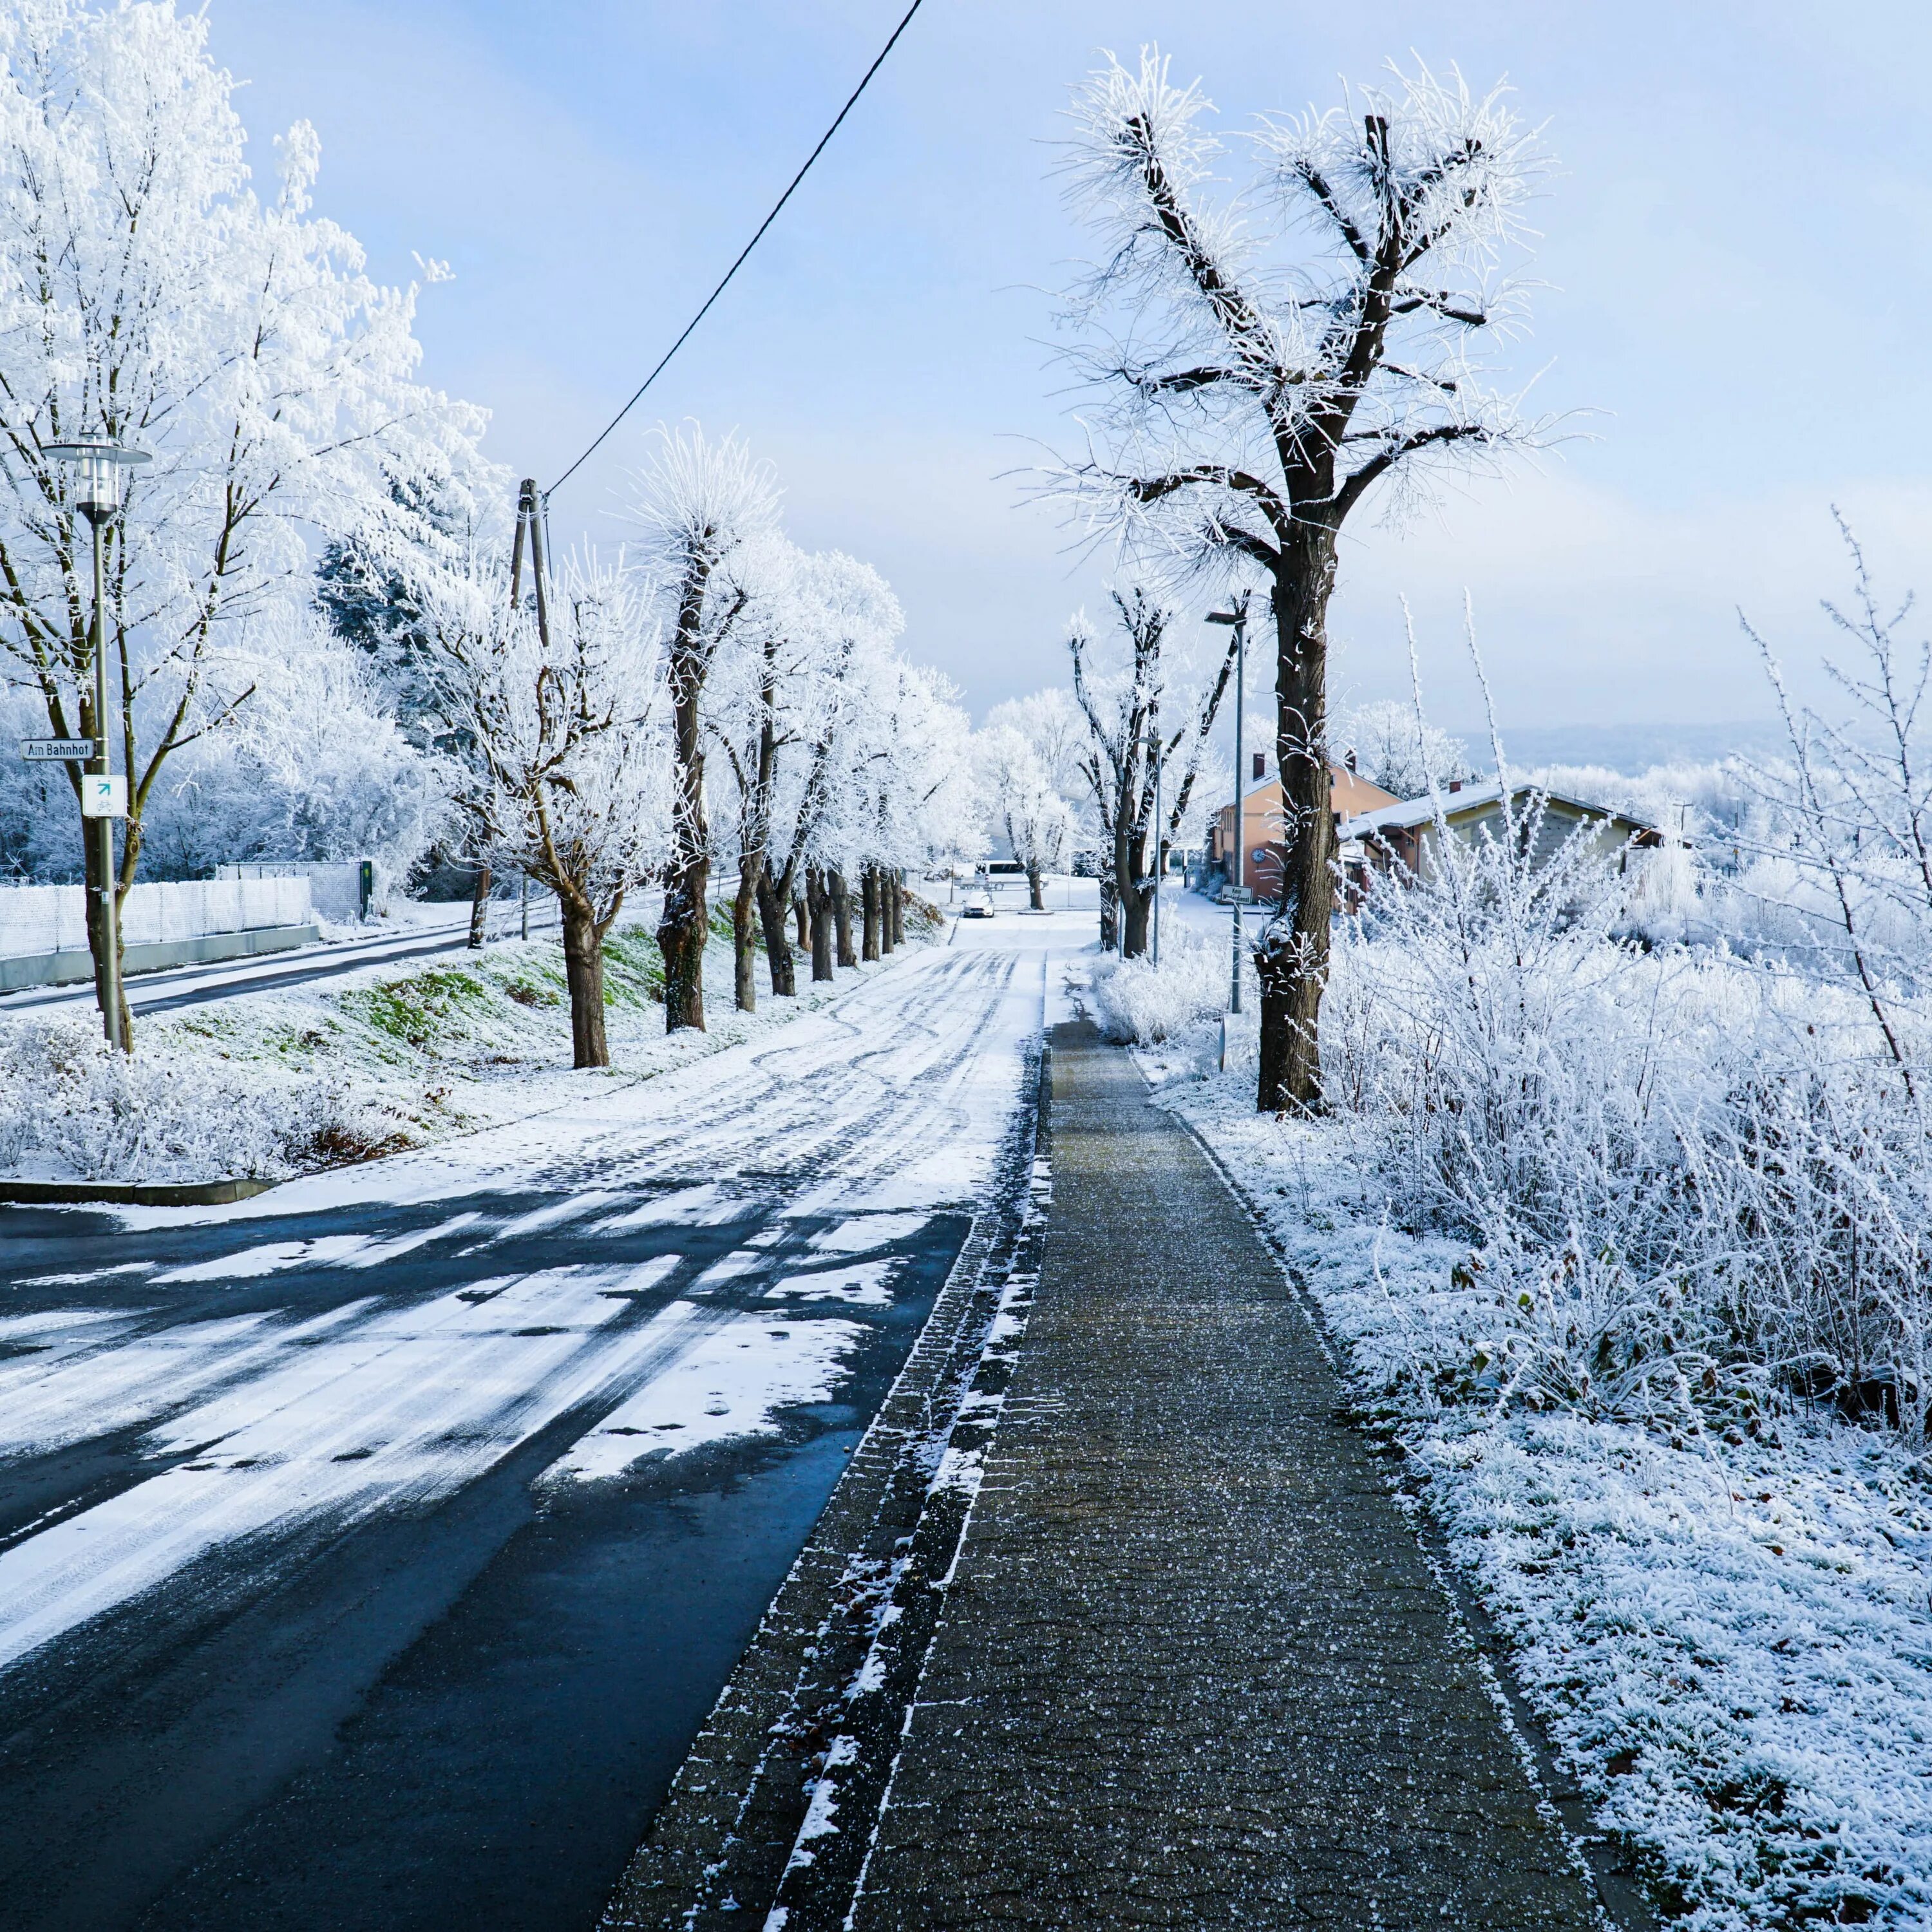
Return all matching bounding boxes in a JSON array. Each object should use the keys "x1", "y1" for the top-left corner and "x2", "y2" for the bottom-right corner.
[
  {"x1": 19, "y1": 737, "x2": 94, "y2": 761},
  {"x1": 79, "y1": 773, "x2": 126, "y2": 819}
]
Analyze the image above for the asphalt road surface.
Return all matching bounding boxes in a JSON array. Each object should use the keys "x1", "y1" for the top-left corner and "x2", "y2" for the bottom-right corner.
[{"x1": 0, "y1": 935, "x2": 1052, "y2": 1932}]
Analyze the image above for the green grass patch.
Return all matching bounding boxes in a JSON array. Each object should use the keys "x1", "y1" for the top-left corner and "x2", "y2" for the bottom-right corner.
[
  {"x1": 338, "y1": 965, "x2": 500, "y2": 1052},
  {"x1": 601, "y1": 923, "x2": 665, "y2": 1009}
]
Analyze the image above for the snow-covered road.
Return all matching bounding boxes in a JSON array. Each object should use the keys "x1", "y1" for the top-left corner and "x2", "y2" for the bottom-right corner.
[{"x1": 0, "y1": 930, "x2": 1075, "y2": 1932}]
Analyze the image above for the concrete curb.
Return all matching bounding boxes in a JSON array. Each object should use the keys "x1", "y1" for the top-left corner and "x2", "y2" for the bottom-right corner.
[{"x1": 0, "y1": 1176, "x2": 279, "y2": 1208}]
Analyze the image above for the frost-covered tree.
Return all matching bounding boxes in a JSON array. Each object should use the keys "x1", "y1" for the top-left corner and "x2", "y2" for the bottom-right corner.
[
  {"x1": 854, "y1": 660, "x2": 973, "y2": 949},
  {"x1": 1048, "y1": 50, "x2": 1548, "y2": 1108},
  {"x1": 984, "y1": 687, "x2": 1086, "y2": 806},
  {"x1": 138, "y1": 609, "x2": 446, "y2": 892},
  {"x1": 427, "y1": 549, "x2": 667, "y2": 1068},
  {"x1": 754, "y1": 549, "x2": 905, "y2": 985},
  {"x1": 1334, "y1": 698, "x2": 1474, "y2": 799},
  {"x1": 1741, "y1": 520, "x2": 1932, "y2": 1084},
  {"x1": 706, "y1": 533, "x2": 806, "y2": 1012},
  {"x1": 1070, "y1": 588, "x2": 1235, "y2": 954},
  {"x1": 976, "y1": 723, "x2": 1072, "y2": 909},
  {"x1": 0, "y1": 0, "x2": 489, "y2": 1041},
  {"x1": 626, "y1": 425, "x2": 777, "y2": 1032}
]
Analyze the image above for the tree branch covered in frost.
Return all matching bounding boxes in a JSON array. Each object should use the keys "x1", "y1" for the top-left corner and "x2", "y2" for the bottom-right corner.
[
  {"x1": 426, "y1": 546, "x2": 668, "y2": 1068},
  {"x1": 0, "y1": 0, "x2": 495, "y2": 935},
  {"x1": 1068, "y1": 585, "x2": 1234, "y2": 954},
  {"x1": 1332, "y1": 696, "x2": 1473, "y2": 796},
  {"x1": 1042, "y1": 48, "x2": 1552, "y2": 580}
]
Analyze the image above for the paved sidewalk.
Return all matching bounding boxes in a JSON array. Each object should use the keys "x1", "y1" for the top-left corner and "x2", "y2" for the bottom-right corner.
[{"x1": 846, "y1": 1023, "x2": 1602, "y2": 1928}]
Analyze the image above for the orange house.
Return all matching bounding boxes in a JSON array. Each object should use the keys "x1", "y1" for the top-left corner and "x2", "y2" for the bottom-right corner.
[{"x1": 1208, "y1": 754, "x2": 1399, "y2": 896}]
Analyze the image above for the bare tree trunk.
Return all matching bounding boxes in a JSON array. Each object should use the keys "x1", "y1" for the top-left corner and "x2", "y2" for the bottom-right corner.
[
  {"x1": 1115, "y1": 813, "x2": 1151, "y2": 960},
  {"x1": 1256, "y1": 527, "x2": 1340, "y2": 1112},
  {"x1": 658, "y1": 863, "x2": 708, "y2": 1032},
  {"x1": 561, "y1": 899, "x2": 609, "y2": 1068},
  {"x1": 806, "y1": 868, "x2": 835, "y2": 981},
  {"x1": 888, "y1": 872, "x2": 904, "y2": 949},
  {"x1": 861, "y1": 865, "x2": 882, "y2": 962},
  {"x1": 1027, "y1": 865, "x2": 1046, "y2": 911},
  {"x1": 468, "y1": 862, "x2": 491, "y2": 949},
  {"x1": 828, "y1": 868, "x2": 857, "y2": 967},
  {"x1": 1098, "y1": 875, "x2": 1118, "y2": 952},
  {"x1": 757, "y1": 871, "x2": 795, "y2": 996},
  {"x1": 794, "y1": 893, "x2": 808, "y2": 951},
  {"x1": 658, "y1": 567, "x2": 713, "y2": 1033},
  {"x1": 732, "y1": 855, "x2": 761, "y2": 1013}
]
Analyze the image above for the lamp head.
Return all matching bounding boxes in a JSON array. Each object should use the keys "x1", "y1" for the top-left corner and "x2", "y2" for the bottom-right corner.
[{"x1": 44, "y1": 439, "x2": 151, "y2": 523}]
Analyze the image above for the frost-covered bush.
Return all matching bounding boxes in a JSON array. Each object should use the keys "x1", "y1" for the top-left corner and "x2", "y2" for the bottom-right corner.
[
  {"x1": 1090, "y1": 924, "x2": 1245, "y2": 1043},
  {"x1": 1323, "y1": 790, "x2": 1932, "y2": 1439},
  {"x1": 0, "y1": 1018, "x2": 404, "y2": 1182}
]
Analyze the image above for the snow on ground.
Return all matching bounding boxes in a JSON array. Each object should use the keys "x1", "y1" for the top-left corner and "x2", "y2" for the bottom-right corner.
[
  {"x1": 0, "y1": 905, "x2": 943, "y2": 1185},
  {"x1": 542, "y1": 1310, "x2": 868, "y2": 1482},
  {"x1": 1129, "y1": 1009, "x2": 1932, "y2": 1932},
  {"x1": 0, "y1": 931, "x2": 1060, "y2": 1682},
  {"x1": 764, "y1": 1260, "x2": 900, "y2": 1307}
]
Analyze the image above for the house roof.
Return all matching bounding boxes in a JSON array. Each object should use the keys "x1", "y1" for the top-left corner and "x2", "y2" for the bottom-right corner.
[
  {"x1": 1224, "y1": 764, "x2": 1401, "y2": 811},
  {"x1": 1341, "y1": 782, "x2": 1667, "y2": 842}
]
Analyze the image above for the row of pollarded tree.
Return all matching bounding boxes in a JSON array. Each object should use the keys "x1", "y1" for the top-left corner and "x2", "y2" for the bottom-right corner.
[{"x1": 416, "y1": 428, "x2": 972, "y2": 1068}]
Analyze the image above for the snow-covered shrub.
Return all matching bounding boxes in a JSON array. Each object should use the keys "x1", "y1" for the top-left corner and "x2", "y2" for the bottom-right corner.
[
  {"x1": 0, "y1": 1017, "x2": 405, "y2": 1182},
  {"x1": 1323, "y1": 789, "x2": 1932, "y2": 1439},
  {"x1": 1090, "y1": 923, "x2": 1246, "y2": 1043}
]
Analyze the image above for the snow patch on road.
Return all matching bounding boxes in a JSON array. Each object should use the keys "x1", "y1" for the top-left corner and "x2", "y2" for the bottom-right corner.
[
  {"x1": 808, "y1": 1214, "x2": 930, "y2": 1254},
  {"x1": 589, "y1": 1184, "x2": 740, "y2": 1232},
  {"x1": 764, "y1": 1260, "x2": 898, "y2": 1307},
  {"x1": 542, "y1": 1311, "x2": 866, "y2": 1481}
]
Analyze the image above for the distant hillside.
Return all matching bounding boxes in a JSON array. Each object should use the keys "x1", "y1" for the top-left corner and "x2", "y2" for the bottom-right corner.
[{"x1": 1453, "y1": 721, "x2": 1786, "y2": 774}]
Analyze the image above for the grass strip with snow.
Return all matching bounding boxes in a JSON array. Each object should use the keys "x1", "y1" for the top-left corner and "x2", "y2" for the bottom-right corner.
[{"x1": 0, "y1": 904, "x2": 941, "y2": 1186}]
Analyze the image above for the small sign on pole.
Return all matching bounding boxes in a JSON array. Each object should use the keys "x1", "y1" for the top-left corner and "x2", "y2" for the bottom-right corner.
[
  {"x1": 79, "y1": 773, "x2": 127, "y2": 819},
  {"x1": 19, "y1": 737, "x2": 95, "y2": 762}
]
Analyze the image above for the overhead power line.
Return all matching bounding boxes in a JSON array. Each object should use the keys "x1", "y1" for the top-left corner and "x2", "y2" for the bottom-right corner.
[{"x1": 547, "y1": 0, "x2": 927, "y2": 498}]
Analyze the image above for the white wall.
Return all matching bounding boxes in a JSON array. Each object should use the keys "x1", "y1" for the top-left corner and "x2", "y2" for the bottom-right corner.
[{"x1": 0, "y1": 876, "x2": 313, "y2": 959}]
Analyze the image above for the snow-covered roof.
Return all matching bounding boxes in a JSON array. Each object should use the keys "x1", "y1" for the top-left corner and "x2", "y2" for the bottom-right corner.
[{"x1": 1341, "y1": 783, "x2": 1663, "y2": 841}]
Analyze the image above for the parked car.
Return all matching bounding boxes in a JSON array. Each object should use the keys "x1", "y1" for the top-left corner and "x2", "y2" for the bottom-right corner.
[{"x1": 961, "y1": 888, "x2": 995, "y2": 919}]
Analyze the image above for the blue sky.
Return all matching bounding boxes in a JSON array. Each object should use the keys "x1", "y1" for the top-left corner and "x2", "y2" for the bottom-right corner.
[{"x1": 214, "y1": 0, "x2": 1932, "y2": 738}]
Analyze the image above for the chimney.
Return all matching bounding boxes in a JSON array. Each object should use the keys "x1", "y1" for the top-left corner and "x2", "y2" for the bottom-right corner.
[
  {"x1": 1344, "y1": 749, "x2": 1358, "y2": 773},
  {"x1": 1448, "y1": 778, "x2": 1463, "y2": 794},
  {"x1": 1251, "y1": 751, "x2": 1265, "y2": 781}
]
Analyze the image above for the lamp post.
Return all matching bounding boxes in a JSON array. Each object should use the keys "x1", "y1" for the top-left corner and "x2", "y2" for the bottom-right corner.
[
  {"x1": 1206, "y1": 595, "x2": 1250, "y2": 1015},
  {"x1": 46, "y1": 438, "x2": 151, "y2": 1050}
]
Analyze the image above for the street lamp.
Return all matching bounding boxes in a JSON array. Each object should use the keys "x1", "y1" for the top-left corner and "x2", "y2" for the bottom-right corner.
[
  {"x1": 46, "y1": 437, "x2": 151, "y2": 1050},
  {"x1": 1206, "y1": 595, "x2": 1251, "y2": 1018}
]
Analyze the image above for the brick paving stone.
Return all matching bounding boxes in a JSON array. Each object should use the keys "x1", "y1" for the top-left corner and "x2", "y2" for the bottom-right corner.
[{"x1": 848, "y1": 1023, "x2": 1603, "y2": 1930}]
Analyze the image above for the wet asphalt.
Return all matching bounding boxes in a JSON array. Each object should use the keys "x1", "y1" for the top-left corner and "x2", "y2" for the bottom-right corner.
[{"x1": 0, "y1": 1091, "x2": 992, "y2": 1929}]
